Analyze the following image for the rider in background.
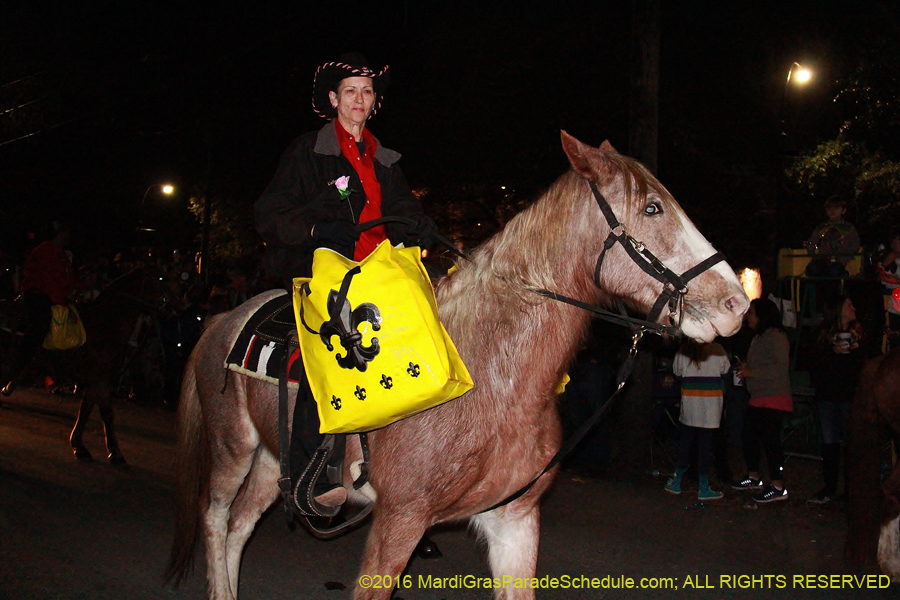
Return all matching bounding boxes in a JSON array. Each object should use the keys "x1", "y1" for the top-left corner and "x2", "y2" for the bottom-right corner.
[{"x1": 3, "y1": 221, "x2": 84, "y2": 396}]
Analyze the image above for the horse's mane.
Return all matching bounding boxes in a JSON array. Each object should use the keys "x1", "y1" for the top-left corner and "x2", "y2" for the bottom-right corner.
[{"x1": 444, "y1": 151, "x2": 663, "y2": 302}]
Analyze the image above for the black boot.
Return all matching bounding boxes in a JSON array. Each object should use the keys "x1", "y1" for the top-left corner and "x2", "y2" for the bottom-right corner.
[{"x1": 809, "y1": 443, "x2": 840, "y2": 504}]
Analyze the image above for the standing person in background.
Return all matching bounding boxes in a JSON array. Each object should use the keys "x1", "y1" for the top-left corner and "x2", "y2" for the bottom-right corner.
[
  {"x1": 807, "y1": 295, "x2": 867, "y2": 504},
  {"x1": 876, "y1": 228, "x2": 900, "y2": 350},
  {"x1": 2, "y1": 222, "x2": 83, "y2": 397},
  {"x1": 732, "y1": 297, "x2": 793, "y2": 503},
  {"x1": 665, "y1": 340, "x2": 731, "y2": 500}
]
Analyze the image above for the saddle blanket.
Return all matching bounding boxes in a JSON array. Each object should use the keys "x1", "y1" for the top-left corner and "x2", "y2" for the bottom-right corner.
[{"x1": 225, "y1": 293, "x2": 304, "y2": 388}]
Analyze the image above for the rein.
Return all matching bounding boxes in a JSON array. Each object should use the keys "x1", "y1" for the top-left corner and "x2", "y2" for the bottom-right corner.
[{"x1": 482, "y1": 328, "x2": 643, "y2": 513}]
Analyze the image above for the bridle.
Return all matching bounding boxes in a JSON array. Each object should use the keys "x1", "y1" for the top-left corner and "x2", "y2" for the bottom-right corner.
[{"x1": 588, "y1": 180, "x2": 726, "y2": 331}]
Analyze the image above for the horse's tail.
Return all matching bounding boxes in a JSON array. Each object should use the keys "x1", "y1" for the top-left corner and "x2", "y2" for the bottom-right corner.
[
  {"x1": 163, "y1": 356, "x2": 208, "y2": 587},
  {"x1": 846, "y1": 354, "x2": 884, "y2": 569}
]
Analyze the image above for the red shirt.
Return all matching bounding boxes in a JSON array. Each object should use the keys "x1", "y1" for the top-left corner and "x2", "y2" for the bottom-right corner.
[
  {"x1": 334, "y1": 120, "x2": 387, "y2": 261},
  {"x1": 21, "y1": 241, "x2": 82, "y2": 305}
]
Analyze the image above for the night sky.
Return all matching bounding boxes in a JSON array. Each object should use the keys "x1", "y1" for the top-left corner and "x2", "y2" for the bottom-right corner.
[{"x1": 1, "y1": 1, "x2": 894, "y2": 273}]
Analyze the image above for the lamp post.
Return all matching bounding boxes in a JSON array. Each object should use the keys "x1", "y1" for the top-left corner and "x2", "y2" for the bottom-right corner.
[
  {"x1": 780, "y1": 63, "x2": 812, "y2": 145},
  {"x1": 137, "y1": 183, "x2": 174, "y2": 232},
  {"x1": 772, "y1": 62, "x2": 813, "y2": 253}
]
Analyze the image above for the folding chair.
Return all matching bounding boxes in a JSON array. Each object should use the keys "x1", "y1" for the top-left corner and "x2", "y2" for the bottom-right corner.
[{"x1": 782, "y1": 370, "x2": 821, "y2": 462}]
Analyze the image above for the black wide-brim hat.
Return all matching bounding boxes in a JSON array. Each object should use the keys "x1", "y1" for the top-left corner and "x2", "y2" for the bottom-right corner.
[{"x1": 312, "y1": 52, "x2": 390, "y2": 120}]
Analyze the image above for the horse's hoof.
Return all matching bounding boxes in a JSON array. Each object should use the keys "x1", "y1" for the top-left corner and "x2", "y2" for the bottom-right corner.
[
  {"x1": 1, "y1": 381, "x2": 15, "y2": 397},
  {"x1": 415, "y1": 536, "x2": 442, "y2": 560},
  {"x1": 72, "y1": 446, "x2": 93, "y2": 462},
  {"x1": 108, "y1": 453, "x2": 128, "y2": 467}
]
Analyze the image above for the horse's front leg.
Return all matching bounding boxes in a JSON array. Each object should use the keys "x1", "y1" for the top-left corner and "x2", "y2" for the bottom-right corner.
[
  {"x1": 473, "y1": 503, "x2": 541, "y2": 600},
  {"x1": 354, "y1": 506, "x2": 427, "y2": 600}
]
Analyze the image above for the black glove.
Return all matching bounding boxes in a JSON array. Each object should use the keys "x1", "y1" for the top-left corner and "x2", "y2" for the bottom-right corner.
[
  {"x1": 406, "y1": 215, "x2": 437, "y2": 245},
  {"x1": 312, "y1": 220, "x2": 358, "y2": 246}
]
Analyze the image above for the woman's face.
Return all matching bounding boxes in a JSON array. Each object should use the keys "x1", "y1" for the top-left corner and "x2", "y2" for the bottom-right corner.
[
  {"x1": 746, "y1": 304, "x2": 758, "y2": 331},
  {"x1": 841, "y1": 298, "x2": 856, "y2": 326},
  {"x1": 330, "y1": 76, "x2": 375, "y2": 130}
]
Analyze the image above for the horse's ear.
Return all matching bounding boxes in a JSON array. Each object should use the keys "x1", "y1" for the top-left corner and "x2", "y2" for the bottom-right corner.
[
  {"x1": 560, "y1": 130, "x2": 614, "y2": 179},
  {"x1": 599, "y1": 140, "x2": 617, "y2": 153}
]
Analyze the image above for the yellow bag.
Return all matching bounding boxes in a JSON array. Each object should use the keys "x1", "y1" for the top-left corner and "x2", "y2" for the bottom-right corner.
[
  {"x1": 293, "y1": 241, "x2": 474, "y2": 433},
  {"x1": 43, "y1": 304, "x2": 86, "y2": 350}
]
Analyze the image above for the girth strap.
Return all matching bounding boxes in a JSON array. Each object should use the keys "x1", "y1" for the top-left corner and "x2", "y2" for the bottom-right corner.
[{"x1": 277, "y1": 334, "x2": 294, "y2": 523}]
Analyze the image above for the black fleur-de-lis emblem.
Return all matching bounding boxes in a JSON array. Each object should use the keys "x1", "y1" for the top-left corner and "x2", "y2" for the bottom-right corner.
[
  {"x1": 406, "y1": 362, "x2": 420, "y2": 377},
  {"x1": 379, "y1": 374, "x2": 393, "y2": 389},
  {"x1": 330, "y1": 395, "x2": 342, "y2": 410},
  {"x1": 319, "y1": 287, "x2": 381, "y2": 372},
  {"x1": 354, "y1": 385, "x2": 366, "y2": 400}
]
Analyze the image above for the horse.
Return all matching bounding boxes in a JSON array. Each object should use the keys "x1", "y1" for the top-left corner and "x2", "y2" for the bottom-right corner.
[
  {"x1": 3, "y1": 267, "x2": 174, "y2": 464},
  {"x1": 165, "y1": 131, "x2": 749, "y2": 600},
  {"x1": 846, "y1": 348, "x2": 900, "y2": 580}
]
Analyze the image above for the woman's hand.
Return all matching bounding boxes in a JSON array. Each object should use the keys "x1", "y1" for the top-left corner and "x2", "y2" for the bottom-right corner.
[{"x1": 312, "y1": 220, "x2": 358, "y2": 246}]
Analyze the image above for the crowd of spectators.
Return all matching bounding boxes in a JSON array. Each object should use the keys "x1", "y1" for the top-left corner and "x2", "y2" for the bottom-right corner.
[{"x1": 0, "y1": 225, "x2": 281, "y2": 408}]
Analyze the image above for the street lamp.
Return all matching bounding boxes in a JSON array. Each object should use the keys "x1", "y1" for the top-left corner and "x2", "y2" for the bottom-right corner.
[
  {"x1": 137, "y1": 183, "x2": 175, "y2": 232},
  {"x1": 772, "y1": 62, "x2": 814, "y2": 253},
  {"x1": 781, "y1": 62, "x2": 813, "y2": 141},
  {"x1": 787, "y1": 62, "x2": 812, "y2": 86}
]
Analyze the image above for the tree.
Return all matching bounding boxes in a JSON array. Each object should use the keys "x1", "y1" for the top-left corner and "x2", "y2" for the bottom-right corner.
[{"x1": 787, "y1": 44, "x2": 900, "y2": 244}]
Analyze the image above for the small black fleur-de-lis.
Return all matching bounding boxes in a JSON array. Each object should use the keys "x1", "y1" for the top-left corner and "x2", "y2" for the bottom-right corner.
[
  {"x1": 330, "y1": 395, "x2": 342, "y2": 410},
  {"x1": 354, "y1": 385, "x2": 366, "y2": 400},
  {"x1": 379, "y1": 374, "x2": 393, "y2": 389},
  {"x1": 406, "y1": 362, "x2": 420, "y2": 377}
]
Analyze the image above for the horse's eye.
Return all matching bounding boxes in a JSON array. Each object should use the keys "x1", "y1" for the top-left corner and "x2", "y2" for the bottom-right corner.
[{"x1": 644, "y1": 202, "x2": 663, "y2": 216}]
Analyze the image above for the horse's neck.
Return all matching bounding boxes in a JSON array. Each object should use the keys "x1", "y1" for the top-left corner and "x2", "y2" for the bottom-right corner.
[{"x1": 438, "y1": 254, "x2": 596, "y2": 406}]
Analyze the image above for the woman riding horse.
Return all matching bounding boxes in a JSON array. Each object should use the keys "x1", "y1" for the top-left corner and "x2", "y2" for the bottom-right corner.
[
  {"x1": 168, "y1": 131, "x2": 750, "y2": 600},
  {"x1": 254, "y1": 52, "x2": 437, "y2": 513}
]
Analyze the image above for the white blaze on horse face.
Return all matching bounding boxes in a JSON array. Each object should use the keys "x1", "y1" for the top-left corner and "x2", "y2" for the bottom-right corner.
[{"x1": 672, "y1": 208, "x2": 748, "y2": 341}]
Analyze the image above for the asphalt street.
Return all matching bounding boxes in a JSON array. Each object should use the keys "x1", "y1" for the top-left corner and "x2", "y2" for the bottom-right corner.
[{"x1": 1, "y1": 387, "x2": 897, "y2": 600}]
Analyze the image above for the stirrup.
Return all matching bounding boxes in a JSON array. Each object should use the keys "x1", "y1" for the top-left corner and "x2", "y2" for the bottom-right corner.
[{"x1": 292, "y1": 435, "x2": 344, "y2": 518}]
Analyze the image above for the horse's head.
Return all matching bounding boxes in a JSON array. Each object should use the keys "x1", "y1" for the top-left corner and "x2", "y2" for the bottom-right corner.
[{"x1": 561, "y1": 131, "x2": 748, "y2": 341}]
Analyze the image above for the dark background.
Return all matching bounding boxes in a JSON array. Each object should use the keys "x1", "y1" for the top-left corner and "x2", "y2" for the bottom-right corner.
[{"x1": 1, "y1": 1, "x2": 895, "y2": 276}]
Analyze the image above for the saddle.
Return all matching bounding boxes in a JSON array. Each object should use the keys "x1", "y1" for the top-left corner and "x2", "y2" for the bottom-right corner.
[{"x1": 225, "y1": 294, "x2": 372, "y2": 537}]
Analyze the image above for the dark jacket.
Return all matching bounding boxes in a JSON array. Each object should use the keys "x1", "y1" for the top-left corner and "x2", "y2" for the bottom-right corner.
[
  {"x1": 21, "y1": 241, "x2": 83, "y2": 305},
  {"x1": 809, "y1": 329, "x2": 866, "y2": 403},
  {"x1": 254, "y1": 122, "x2": 426, "y2": 280}
]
